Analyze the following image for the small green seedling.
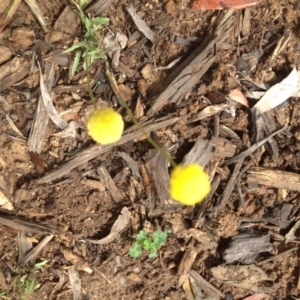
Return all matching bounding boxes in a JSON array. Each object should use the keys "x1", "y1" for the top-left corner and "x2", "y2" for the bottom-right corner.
[
  {"x1": 129, "y1": 230, "x2": 172, "y2": 258},
  {"x1": 0, "y1": 260, "x2": 49, "y2": 300},
  {"x1": 63, "y1": 0, "x2": 109, "y2": 76},
  {"x1": 17, "y1": 260, "x2": 49, "y2": 300}
]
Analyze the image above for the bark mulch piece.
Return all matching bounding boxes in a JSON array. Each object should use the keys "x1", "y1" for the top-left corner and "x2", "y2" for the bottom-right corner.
[{"x1": 0, "y1": 0, "x2": 300, "y2": 299}]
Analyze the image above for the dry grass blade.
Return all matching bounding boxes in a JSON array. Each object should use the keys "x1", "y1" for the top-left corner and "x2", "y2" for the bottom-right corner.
[
  {"x1": 39, "y1": 68, "x2": 68, "y2": 129},
  {"x1": 0, "y1": 0, "x2": 21, "y2": 33},
  {"x1": 225, "y1": 124, "x2": 287, "y2": 165},
  {"x1": 127, "y1": 6, "x2": 155, "y2": 43},
  {"x1": 24, "y1": 0, "x2": 48, "y2": 32},
  {"x1": 0, "y1": 214, "x2": 61, "y2": 234},
  {"x1": 22, "y1": 234, "x2": 54, "y2": 267}
]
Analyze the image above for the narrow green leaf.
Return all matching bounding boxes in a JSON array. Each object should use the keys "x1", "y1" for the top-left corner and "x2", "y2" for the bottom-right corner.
[
  {"x1": 92, "y1": 17, "x2": 110, "y2": 26},
  {"x1": 84, "y1": 17, "x2": 92, "y2": 30},
  {"x1": 34, "y1": 260, "x2": 49, "y2": 269},
  {"x1": 63, "y1": 41, "x2": 85, "y2": 53},
  {"x1": 25, "y1": 278, "x2": 37, "y2": 296},
  {"x1": 71, "y1": 49, "x2": 82, "y2": 76}
]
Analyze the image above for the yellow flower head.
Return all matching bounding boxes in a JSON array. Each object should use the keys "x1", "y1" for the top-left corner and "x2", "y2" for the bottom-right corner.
[
  {"x1": 169, "y1": 164, "x2": 211, "y2": 205},
  {"x1": 87, "y1": 107, "x2": 124, "y2": 145}
]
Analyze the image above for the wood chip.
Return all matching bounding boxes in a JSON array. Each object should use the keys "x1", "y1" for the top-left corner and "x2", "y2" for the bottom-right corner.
[
  {"x1": 182, "y1": 138, "x2": 214, "y2": 167},
  {"x1": 38, "y1": 117, "x2": 180, "y2": 184},
  {"x1": 54, "y1": 5, "x2": 80, "y2": 35},
  {"x1": 0, "y1": 57, "x2": 30, "y2": 92},
  {"x1": 214, "y1": 159, "x2": 244, "y2": 213},
  {"x1": 97, "y1": 165, "x2": 122, "y2": 202},
  {"x1": 223, "y1": 233, "x2": 273, "y2": 264},
  {"x1": 145, "y1": 149, "x2": 172, "y2": 207},
  {"x1": 247, "y1": 166, "x2": 300, "y2": 192},
  {"x1": 209, "y1": 136, "x2": 237, "y2": 158},
  {"x1": 177, "y1": 247, "x2": 198, "y2": 288},
  {"x1": 39, "y1": 67, "x2": 68, "y2": 129},
  {"x1": 147, "y1": 10, "x2": 235, "y2": 116},
  {"x1": 285, "y1": 220, "x2": 300, "y2": 244}
]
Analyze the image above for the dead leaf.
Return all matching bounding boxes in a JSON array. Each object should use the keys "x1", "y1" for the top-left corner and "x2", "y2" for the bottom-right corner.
[
  {"x1": 87, "y1": 207, "x2": 131, "y2": 245},
  {"x1": 62, "y1": 249, "x2": 93, "y2": 274},
  {"x1": 127, "y1": 6, "x2": 155, "y2": 43},
  {"x1": 228, "y1": 89, "x2": 249, "y2": 108},
  {"x1": 103, "y1": 31, "x2": 128, "y2": 68},
  {"x1": 211, "y1": 265, "x2": 269, "y2": 292},
  {"x1": 52, "y1": 121, "x2": 80, "y2": 138},
  {"x1": 254, "y1": 67, "x2": 299, "y2": 114},
  {"x1": 68, "y1": 266, "x2": 81, "y2": 300},
  {"x1": 189, "y1": 103, "x2": 229, "y2": 123}
]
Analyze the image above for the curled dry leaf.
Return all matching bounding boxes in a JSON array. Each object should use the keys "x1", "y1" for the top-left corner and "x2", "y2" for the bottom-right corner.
[
  {"x1": 52, "y1": 121, "x2": 80, "y2": 138},
  {"x1": 228, "y1": 89, "x2": 249, "y2": 108},
  {"x1": 87, "y1": 207, "x2": 131, "y2": 245},
  {"x1": 103, "y1": 32, "x2": 128, "y2": 68}
]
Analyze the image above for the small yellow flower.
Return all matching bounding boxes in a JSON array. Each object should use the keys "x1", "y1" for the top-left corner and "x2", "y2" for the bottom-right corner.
[
  {"x1": 87, "y1": 107, "x2": 124, "y2": 145},
  {"x1": 169, "y1": 164, "x2": 211, "y2": 205}
]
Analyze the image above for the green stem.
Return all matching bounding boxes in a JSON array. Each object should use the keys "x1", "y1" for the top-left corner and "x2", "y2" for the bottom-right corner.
[
  {"x1": 85, "y1": 53, "x2": 97, "y2": 110},
  {"x1": 104, "y1": 61, "x2": 177, "y2": 168}
]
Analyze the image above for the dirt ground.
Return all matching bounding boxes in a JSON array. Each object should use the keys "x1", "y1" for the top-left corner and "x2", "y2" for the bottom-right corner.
[{"x1": 0, "y1": 0, "x2": 300, "y2": 299}]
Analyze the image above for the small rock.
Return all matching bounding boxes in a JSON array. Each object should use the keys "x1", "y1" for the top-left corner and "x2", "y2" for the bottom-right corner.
[
  {"x1": 141, "y1": 63, "x2": 152, "y2": 80},
  {"x1": 127, "y1": 272, "x2": 143, "y2": 284},
  {"x1": 167, "y1": 261, "x2": 176, "y2": 269},
  {"x1": 132, "y1": 267, "x2": 141, "y2": 273},
  {"x1": 294, "y1": 129, "x2": 300, "y2": 141}
]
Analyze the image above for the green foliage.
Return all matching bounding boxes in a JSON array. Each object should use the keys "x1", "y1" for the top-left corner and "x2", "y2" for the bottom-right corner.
[
  {"x1": 63, "y1": 0, "x2": 109, "y2": 76},
  {"x1": 17, "y1": 260, "x2": 49, "y2": 299},
  {"x1": 0, "y1": 260, "x2": 49, "y2": 300},
  {"x1": 129, "y1": 230, "x2": 172, "y2": 258}
]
